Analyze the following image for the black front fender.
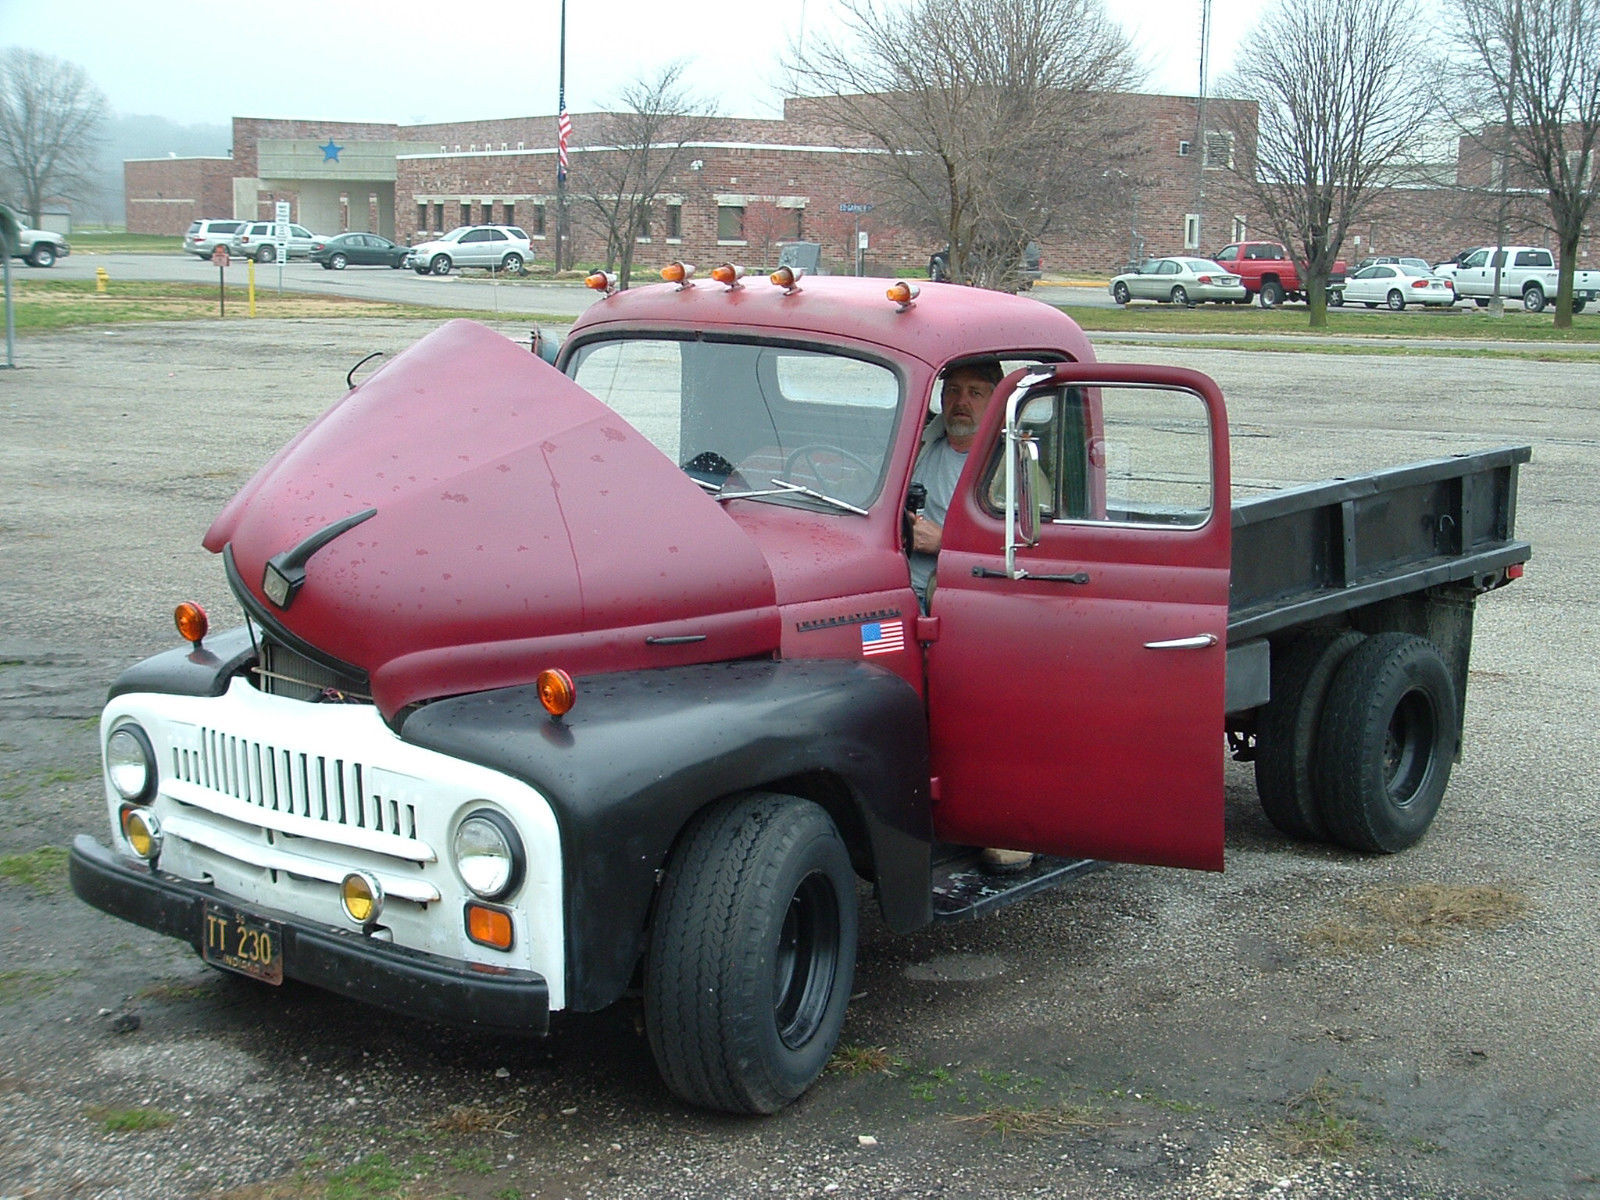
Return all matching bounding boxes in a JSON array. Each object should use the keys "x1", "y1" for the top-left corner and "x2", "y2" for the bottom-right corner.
[{"x1": 400, "y1": 658, "x2": 933, "y2": 1012}]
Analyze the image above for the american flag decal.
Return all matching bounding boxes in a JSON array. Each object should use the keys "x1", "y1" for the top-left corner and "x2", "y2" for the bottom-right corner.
[{"x1": 860, "y1": 619, "x2": 904, "y2": 657}]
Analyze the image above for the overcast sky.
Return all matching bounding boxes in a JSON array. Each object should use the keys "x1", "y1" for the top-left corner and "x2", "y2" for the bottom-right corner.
[{"x1": 1, "y1": 0, "x2": 1274, "y2": 129}]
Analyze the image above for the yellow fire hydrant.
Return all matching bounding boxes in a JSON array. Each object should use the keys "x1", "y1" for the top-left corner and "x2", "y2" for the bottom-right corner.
[{"x1": 95, "y1": 266, "x2": 109, "y2": 294}]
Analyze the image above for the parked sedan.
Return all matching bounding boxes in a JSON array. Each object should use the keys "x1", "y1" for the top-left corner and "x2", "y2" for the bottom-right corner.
[
  {"x1": 1342, "y1": 263, "x2": 1456, "y2": 310},
  {"x1": 310, "y1": 232, "x2": 410, "y2": 270},
  {"x1": 1108, "y1": 257, "x2": 1247, "y2": 306}
]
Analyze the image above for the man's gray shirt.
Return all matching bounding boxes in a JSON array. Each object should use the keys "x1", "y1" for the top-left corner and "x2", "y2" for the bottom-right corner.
[{"x1": 908, "y1": 436, "x2": 968, "y2": 601}]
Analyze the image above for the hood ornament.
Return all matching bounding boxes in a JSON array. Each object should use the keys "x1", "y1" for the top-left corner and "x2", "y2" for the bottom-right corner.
[{"x1": 261, "y1": 507, "x2": 378, "y2": 610}]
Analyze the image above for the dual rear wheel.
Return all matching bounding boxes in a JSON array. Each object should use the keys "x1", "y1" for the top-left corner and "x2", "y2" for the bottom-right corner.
[{"x1": 1255, "y1": 631, "x2": 1457, "y2": 853}]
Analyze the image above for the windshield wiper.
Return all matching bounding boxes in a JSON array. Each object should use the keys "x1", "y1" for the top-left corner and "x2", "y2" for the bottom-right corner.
[{"x1": 714, "y1": 477, "x2": 868, "y2": 516}]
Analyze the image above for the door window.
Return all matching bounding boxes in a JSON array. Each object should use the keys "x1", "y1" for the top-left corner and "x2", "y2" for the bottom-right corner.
[{"x1": 986, "y1": 384, "x2": 1214, "y2": 529}]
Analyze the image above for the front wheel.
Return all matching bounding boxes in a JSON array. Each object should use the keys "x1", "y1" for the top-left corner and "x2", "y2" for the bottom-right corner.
[
  {"x1": 1315, "y1": 633, "x2": 1457, "y2": 853},
  {"x1": 27, "y1": 244, "x2": 56, "y2": 268},
  {"x1": 430, "y1": 255, "x2": 451, "y2": 276},
  {"x1": 1328, "y1": 289, "x2": 1344, "y2": 307},
  {"x1": 1259, "y1": 279, "x2": 1285, "y2": 308},
  {"x1": 645, "y1": 793, "x2": 857, "y2": 1114},
  {"x1": 1111, "y1": 281, "x2": 1130, "y2": 305},
  {"x1": 1170, "y1": 285, "x2": 1190, "y2": 306},
  {"x1": 1573, "y1": 299, "x2": 1587, "y2": 313},
  {"x1": 1387, "y1": 290, "x2": 1406, "y2": 311},
  {"x1": 1523, "y1": 284, "x2": 1546, "y2": 313}
]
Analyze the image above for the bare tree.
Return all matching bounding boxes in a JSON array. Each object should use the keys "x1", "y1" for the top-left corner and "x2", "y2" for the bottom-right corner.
[
  {"x1": 1212, "y1": 0, "x2": 1430, "y2": 326},
  {"x1": 0, "y1": 48, "x2": 108, "y2": 226},
  {"x1": 786, "y1": 0, "x2": 1143, "y2": 292},
  {"x1": 576, "y1": 62, "x2": 717, "y2": 289},
  {"x1": 1450, "y1": 0, "x2": 1600, "y2": 328}
]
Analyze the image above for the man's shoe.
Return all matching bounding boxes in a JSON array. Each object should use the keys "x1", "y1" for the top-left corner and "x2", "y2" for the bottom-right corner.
[{"x1": 978, "y1": 847, "x2": 1034, "y2": 874}]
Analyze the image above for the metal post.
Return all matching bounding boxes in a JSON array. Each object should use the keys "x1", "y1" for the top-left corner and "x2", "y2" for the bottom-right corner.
[
  {"x1": 1, "y1": 228, "x2": 14, "y2": 368},
  {"x1": 1193, "y1": 0, "x2": 1212, "y2": 252},
  {"x1": 554, "y1": 0, "x2": 568, "y2": 274}
]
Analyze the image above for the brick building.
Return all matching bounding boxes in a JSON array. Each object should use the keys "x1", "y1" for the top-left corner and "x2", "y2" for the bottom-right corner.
[{"x1": 124, "y1": 100, "x2": 1598, "y2": 275}]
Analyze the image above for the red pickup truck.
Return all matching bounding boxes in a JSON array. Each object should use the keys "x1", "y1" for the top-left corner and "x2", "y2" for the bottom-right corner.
[
  {"x1": 1211, "y1": 240, "x2": 1349, "y2": 307},
  {"x1": 72, "y1": 273, "x2": 1528, "y2": 1114}
]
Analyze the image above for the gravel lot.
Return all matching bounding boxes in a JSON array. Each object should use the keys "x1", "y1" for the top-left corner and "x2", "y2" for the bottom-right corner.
[{"x1": 1, "y1": 317, "x2": 1596, "y2": 1200}]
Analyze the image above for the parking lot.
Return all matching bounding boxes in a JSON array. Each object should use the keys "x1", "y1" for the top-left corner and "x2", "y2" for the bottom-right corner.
[{"x1": 1, "y1": 316, "x2": 1597, "y2": 1200}]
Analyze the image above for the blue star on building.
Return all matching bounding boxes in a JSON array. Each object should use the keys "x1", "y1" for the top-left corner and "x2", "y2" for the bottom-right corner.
[{"x1": 320, "y1": 139, "x2": 343, "y2": 162}]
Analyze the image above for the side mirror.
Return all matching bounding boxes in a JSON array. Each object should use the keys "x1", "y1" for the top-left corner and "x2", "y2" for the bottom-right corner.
[{"x1": 1013, "y1": 435, "x2": 1040, "y2": 551}]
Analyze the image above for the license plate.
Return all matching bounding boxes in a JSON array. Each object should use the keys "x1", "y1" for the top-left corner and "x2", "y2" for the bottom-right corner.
[{"x1": 202, "y1": 901, "x2": 284, "y2": 985}]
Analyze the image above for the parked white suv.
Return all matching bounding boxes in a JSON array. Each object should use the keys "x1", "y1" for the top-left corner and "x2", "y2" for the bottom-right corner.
[
  {"x1": 183, "y1": 219, "x2": 245, "y2": 259},
  {"x1": 6, "y1": 226, "x2": 69, "y2": 268},
  {"x1": 407, "y1": 225, "x2": 532, "y2": 275},
  {"x1": 230, "y1": 221, "x2": 324, "y2": 263}
]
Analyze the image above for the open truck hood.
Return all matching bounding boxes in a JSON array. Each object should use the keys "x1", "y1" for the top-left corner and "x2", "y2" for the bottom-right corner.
[{"x1": 206, "y1": 320, "x2": 779, "y2": 715}]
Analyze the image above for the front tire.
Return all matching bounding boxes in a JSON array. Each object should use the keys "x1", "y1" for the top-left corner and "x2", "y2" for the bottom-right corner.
[
  {"x1": 1387, "y1": 290, "x2": 1406, "y2": 311},
  {"x1": 1328, "y1": 289, "x2": 1344, "y2": 307},
  {"x1": 1171, "y1": 285, "x2": 1190, "y2": 306},
  {"x1": 27, "y1": 244, "x2": 56, "y2": 268},
  {"x1": 1112, "y1": 281, "x2": 1131, "y2": 305},
  {"x1": 1315, "y1": 633, "x2": 1457, "y2": 853},
  {"x1": 645, "y1": 793, "x2": 858, "y2": 1114},
  {"x1": 430, "y1": 255, "x2": 451, "y2": 276}
]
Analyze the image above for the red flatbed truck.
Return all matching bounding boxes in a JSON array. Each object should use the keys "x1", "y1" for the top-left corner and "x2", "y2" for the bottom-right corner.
[{"x1": 71, "y1": 273, "x2": 1529, "y2": 1114}]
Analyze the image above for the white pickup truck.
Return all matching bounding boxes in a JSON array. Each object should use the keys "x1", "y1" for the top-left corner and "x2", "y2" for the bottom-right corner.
[{"x1": 1443, "y1": 246, "x2": 1598, "y2": 313}]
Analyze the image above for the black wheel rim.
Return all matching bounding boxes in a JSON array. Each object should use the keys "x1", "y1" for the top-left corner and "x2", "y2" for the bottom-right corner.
[
  {"x1": 772, "y1": 870, "x2": 840, "y2": 1050},
  {"x1": 1383, "y1": 689, "x2": 1437, "y2": 806}
]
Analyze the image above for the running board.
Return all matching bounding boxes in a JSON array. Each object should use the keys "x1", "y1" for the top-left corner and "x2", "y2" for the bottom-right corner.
[{"x1": 931, "y1": 854, "x2": 1103, "y2": 922}]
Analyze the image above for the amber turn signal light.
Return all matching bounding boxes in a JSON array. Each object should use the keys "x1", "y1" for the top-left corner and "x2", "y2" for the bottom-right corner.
[
  {"x1": 585, "y1": 270, "x2": 618, "y2": 293},
  {"x1": 660, "y1": 260, "x2": 696, "y2": 286},
  {"x1": 769, "y1": 265, "x2": 804, "y2": 291},
  {"x1": 174, "y1": 601, "x2": 209, "y2": 647},
  {"x1": 536, "y1": 668, "x2": 576, "y2": 717},
  {"x1": 711, "y1": 262, "x2": 745, "y2": 287},
  {"x1": 466, "y1": 902, "x2": 514, "y2": 950}
]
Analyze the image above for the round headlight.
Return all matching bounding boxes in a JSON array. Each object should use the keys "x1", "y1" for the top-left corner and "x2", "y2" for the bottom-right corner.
[
  {"x1": 453, "y1": 810, "x2": 524, "y2": 900},
  {"x1": 106, "y1": 725, "x2": 156, "y2": 802}
]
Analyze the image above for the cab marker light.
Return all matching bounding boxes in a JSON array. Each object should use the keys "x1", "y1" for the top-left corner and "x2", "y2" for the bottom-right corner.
[
  {"x1": 711, "y1": 262, "x2": 745, "y2": 289},
  {"x1": 661, "y1": 261, "x2": 696, "y2": 288},
  {"x1": 585, "y1": 270, "x2": 618, "y2": 295},
  {"x1": 536, "y1": 668, "x2": 576, "y2": 718},
  {"x1": 769, "y1": 265, "x2": 804, "y2": 293},
  {"x1": 174, "y1": 601, "x2": 209, "y2": 648},
  {"x1": 887, "y1": 280, "x2": 920, "y2": 310},
  {"x1": 466, "y1": 902, "x2": 515, "y2": 951}
]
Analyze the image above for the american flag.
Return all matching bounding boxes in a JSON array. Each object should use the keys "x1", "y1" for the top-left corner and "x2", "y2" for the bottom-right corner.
[
  {"x1": 860, "y1": 619, "x2": 905, "y2": 657},
  {"x1": 557, "y1": 92, "x2": 572, "y2": 181}
]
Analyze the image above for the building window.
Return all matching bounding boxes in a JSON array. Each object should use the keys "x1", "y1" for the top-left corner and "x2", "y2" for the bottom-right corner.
[
  {"x1": 503, "y1": 203, "x2": 514, "y2": 228},
  {"x1": 1184, "y1": 214, "x2": 1200, "y2": 250},
  {"x1": 417, "y1": 203, "x2": 428, "y2": 230},
  {"x1": 665, "y1": 204, "x2": 682, "y2": 240},
  {"x1": 793, "y1": 208, "x2": 805, "y2": 240},
  {"x1": 717, "y1": 204, "x2": 745, "y2": 242},
  {"x1": 638, "y1": 203, "x2": 653, "y2": 242},
  {"x1": 459, "y1": 201, "x2": 471, "y2": 226},
  {"x1": 1178, "y1": 140, "x2": 1191, "y2": 157},
  {"x1": 434, "y1": 202, "x2": 444, "y2": 230},
  {"x1": 532, "y1": 204, "x2": 546, "y2": 237},
  {"x1": 1232, "y1": 215, "x2": 1247, "y2": 242},
  {"x1": 1203, "y1": 131, "x2": 1234, "y2": 170}
]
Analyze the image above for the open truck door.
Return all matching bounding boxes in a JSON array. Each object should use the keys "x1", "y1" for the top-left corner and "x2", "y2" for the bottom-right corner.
[{"x1": 925, "y1": 364, "x2": 1232, "y2": 870}]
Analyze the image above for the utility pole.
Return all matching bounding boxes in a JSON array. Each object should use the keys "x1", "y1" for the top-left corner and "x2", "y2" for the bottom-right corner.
[
  {"x1": 1194, "y1": 0, "x2": 1212, "y2": 252},
  {"x1": 554, "y1": 0, "x2": 569, "y2": 273},
  {"x1": 1489, "y1": 0, "x2": 1521, "y2": 318}
]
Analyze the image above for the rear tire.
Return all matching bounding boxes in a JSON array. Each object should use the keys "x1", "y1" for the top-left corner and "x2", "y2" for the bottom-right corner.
[
  {"x1": 645, "y1": 793, "x2": 857, "y2": 1114},
  {"x1": 257, "y1": 245, "x2": 276, "y2": 263},
  {"x1": 1523, "y1": 284, "x2": 1546, "y2": 313},
  {"x1": 1315, "y1": 633, "x2": 1457, "y2": 853},
  {"x1": 1254, "y1": 631, "x2": 1365, "y2": 841},
  {"x1": 501, "y1": 252, "x2": 523, "y2": 274},
  {"x1": 330, "y1": 253, "x2": 348, "y2": 270},
  {"x1": 1259, "y1": 279, "x2": 1285, "y2": 308}
]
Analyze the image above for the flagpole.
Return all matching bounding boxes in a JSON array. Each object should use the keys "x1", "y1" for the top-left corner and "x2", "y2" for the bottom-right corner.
[{"x1": 555, "y1": 0, "x2": 568, "y2": 273}]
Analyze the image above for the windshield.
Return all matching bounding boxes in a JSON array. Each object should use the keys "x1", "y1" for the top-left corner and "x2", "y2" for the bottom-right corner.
[{"x1": 568, "y1": 336, "x2": 903, "y2": 512}]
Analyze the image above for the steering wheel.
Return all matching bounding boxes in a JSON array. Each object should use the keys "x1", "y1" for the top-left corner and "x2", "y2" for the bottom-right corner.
[{"x1": 782, "y1": 444, "x2": 876, "y2": 487}]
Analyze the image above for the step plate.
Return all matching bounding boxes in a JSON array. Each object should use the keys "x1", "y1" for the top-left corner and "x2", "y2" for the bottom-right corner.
[{"x1": 931, "y1": 854, "x2": 1103, "y2": 922}]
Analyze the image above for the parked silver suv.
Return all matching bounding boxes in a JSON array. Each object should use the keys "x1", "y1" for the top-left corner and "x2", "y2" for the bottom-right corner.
[
  {"x1": 183, "y1": 219, "x2": 245, "y2": 259},
  {"x1": 230, "y1": 220, "x2": 324, "y2": 263},
  {"x1": 407, "y1": 225, "x2": 532, "y2": 275}
]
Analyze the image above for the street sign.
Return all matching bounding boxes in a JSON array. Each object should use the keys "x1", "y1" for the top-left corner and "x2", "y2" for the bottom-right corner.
[
  {"x1": 273, "y1": 200, "x2": 291, "y2": 263},
  {"x1": 211, "y1": 245, "x2": 230, "y2": 268},
  {"x1": 839, "y1": 203, "x2": 874, "y2": 214}
]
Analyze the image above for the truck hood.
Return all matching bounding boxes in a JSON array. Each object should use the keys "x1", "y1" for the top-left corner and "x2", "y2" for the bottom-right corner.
[{"x1": 206, "y1": 320, "x2": 779, "y2": 714}]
